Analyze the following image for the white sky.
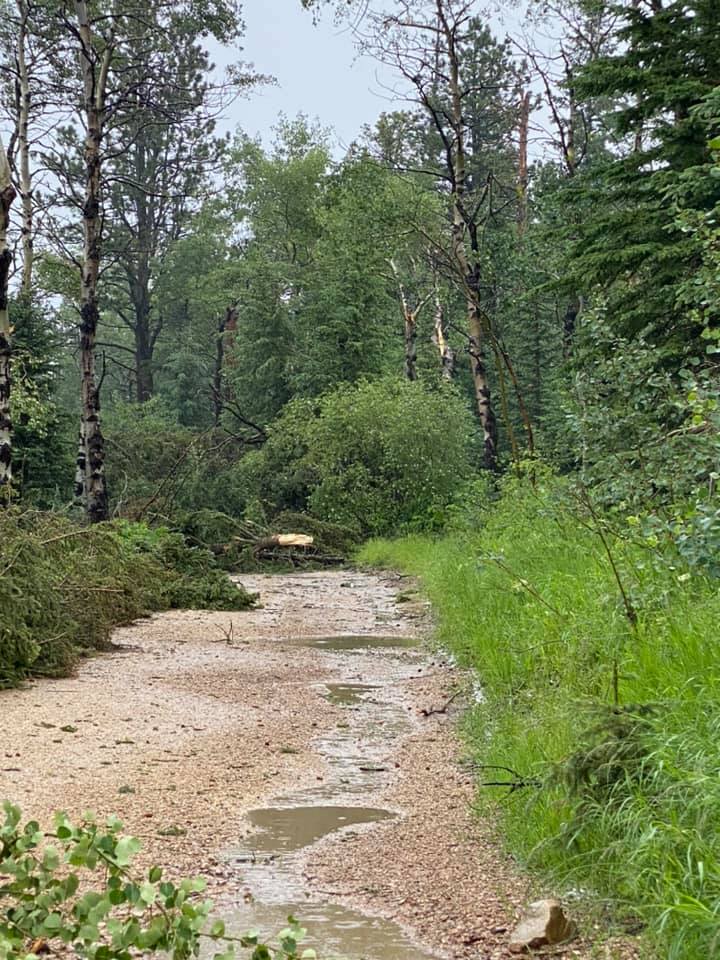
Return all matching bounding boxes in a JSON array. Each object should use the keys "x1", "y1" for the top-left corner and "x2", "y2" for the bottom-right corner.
[
  {"x1": 218, "y1": 1, "x2": 394, "y2": 152},
  {"x1": 220, "y1": 1, "x2": 529, "y2": 153}
]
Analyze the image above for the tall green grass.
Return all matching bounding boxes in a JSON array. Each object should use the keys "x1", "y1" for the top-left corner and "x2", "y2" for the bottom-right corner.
[{"x1": 358, "y1": 479, "x2": 720, "y2": 958}]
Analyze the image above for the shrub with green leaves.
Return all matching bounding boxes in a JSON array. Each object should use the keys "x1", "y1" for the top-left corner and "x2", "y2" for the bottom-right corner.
[
  {"x1": 240, "y1": 377, "x2": 478, "y2": 537},
  {"x1": 0, "y1": 803, "x2": 316, "y2": 960}
]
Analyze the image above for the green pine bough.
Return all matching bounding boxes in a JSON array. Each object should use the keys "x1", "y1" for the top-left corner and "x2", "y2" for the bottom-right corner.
[{"x1": 0, "y1": 802, "x2": 315, "y2": 960}]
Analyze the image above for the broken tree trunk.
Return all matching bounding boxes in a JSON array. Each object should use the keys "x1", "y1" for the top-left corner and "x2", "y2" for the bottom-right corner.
[
  {"x1": 441, "y1": 2, "x2": 498, "y2": 469},
  {"x1": 431, "y1": 290, "x2": 456, "y2": 381},
  {"x1": 389, "y1": 259, "x2": 433, "y2": 382},
  {"x1": 0, "y1": 135, "x2": 17, "y2": 500}
]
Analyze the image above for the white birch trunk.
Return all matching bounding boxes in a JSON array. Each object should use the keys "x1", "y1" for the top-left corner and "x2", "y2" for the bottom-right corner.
[
  {"x1": 74, "y1": 0, "x2": 110, "y2": 522},
  {"x1": 15, "y1": 0, "x2": 33, "y2": 295},
  {"x1": 0, "y1": 136, "x2": 17, "y2": 496}
]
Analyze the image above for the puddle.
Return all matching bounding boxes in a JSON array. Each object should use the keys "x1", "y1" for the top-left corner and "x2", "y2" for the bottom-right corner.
[
  {"x1": 218, "y1": 620, "x2": 440, "y2": 959},
  {"x1": 221, "y1": 805, "x2": 437, "y2": 960},
  {"x1": 321, "y1": 682, "x2": 378, "y2": 706},
  {"x1": 220, "y1": 899, "x2": 438, "y2": 960},
  {"x1": 233, "y1": 805, "x2": 394, "y2": 857},
  {"x1": 292, "y1": 635, "x2": 419, "y2": 652}
]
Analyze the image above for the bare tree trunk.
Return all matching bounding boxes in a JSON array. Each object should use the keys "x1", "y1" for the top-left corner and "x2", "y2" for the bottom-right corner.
[
  {"x1": 438, "y1": 0, "x2": 498, "y2": 469},
  {"x1": 390, "y1": 260, "x2": 430, "y2": 382},
  {"x1": 15, "y1": 0, "x2": 33, "y2": 296},
  {"x1": 404, "y1": 312, "x2": 418, "y2": 381},
  {"x1": 431, "y1": 290, "x2": 456, "y2": 380},
  {"x1": 466, "y1": 296, "x2": 498, "y2": 468},
  {"x1": 212, "y1": 303, "x2": 239, "y2": 425},
  {"x1": 517, "y1": 90, "x2": 531, "y2": 239},
  {"x1": 563, "y1": 297, "x2": 580, "y2": 356},
  {"x1": 75, "y1": 0, "x2": 110, "y2": 523},
  {"x1": 0, "y1": 137, "x2": 17, "y2": 499},
  {"x1": 134, "y1": 325, "x2": 154, "y2": 402}
]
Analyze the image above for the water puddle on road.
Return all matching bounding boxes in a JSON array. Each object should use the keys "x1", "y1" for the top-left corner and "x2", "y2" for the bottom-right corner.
[
  {"x1": 290, "y1": 635, "x2": 420, "y2": 652},
  {"x1": 221, "y1": 802, "x2": 436, "y2": 960},
  {"x1": 218, "y1": 631, "x2": 439, "y2": 960},
  {"x1": 234, "y1": 805, "x2": 395, "y2": 857},
  {"x1": 321, "y1": 683, "x2": 378, "y2": 706},
  {"x1": 219, "y1": 899, "x2": 438, "y2": 960}
]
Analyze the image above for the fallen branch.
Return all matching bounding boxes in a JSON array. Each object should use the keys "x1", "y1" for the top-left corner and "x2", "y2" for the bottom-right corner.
[
  {"x1": 476, "y1": 764, "x2": 541, "y2": 794},
  {"x1": 421, "y1": 688, "x2": 463, "y2": 717}
]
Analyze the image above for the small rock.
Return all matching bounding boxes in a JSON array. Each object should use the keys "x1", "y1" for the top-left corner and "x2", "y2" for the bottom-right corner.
[{"x1": 508, "y1": 899, "x2": 577, "y2": 954}]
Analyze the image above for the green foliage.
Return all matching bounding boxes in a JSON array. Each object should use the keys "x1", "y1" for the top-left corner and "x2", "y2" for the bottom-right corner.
[
  {"x1": 0, "y1": 512, "x2": 254, "y2": 687},
  {"x1": 567, "y1": 307, "x2": 720, "y2": 510},
  {"x1": 241, "y1": 378, "x2": 478, "y2": 537},
  {"x1": 359, "y1": 476, "x2": 720, "y2": 957},
  {"x1": 103, "y1": 400, "x2": 253, "y2": 525},
  {"x1": 565, "y1": 0, "x2": 720, "y2": 348},
  {"x1": 0, "y1": 803, "x2": 316, "y2": 960},
  {"x1": 9, "y1": 298, "x2": 73, "y2": 505},
  {"x1": 112, "y1": 521, "x2": 257, "y2": 610}
]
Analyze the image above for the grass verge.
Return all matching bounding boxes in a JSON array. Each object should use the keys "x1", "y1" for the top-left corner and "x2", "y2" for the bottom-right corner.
[{"x1": 358, "y1": 478, "x2": 720, "y2": 959}]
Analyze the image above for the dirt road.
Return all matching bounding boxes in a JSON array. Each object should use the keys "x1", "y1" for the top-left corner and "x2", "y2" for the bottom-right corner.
[{"x1": 0, "y1": 571, "x2": 627, "y2": 959}]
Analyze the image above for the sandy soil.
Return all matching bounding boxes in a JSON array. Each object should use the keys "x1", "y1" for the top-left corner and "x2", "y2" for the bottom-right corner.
[{"x1": 0, "y1": 571, "x2": 641, "y2": 959}]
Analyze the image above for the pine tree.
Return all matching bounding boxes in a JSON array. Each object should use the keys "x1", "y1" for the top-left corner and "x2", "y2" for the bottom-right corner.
[{"x1": 567, "y1": 0, "x2": 720, "y2": 349}]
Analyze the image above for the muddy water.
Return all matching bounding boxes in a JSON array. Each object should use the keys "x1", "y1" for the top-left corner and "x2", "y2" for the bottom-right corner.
[
  {"x1": 291, "y1": 635, "x2": 420, "y2": 652},
  {"x1": 219, "y1": 631, "x2": 440, "y2": 960},
  {"x1": 320, "y1": 683, "x2": 378, "y2": 707},
  {"x1": 237, "y1": 806, "x2": 395, "y2": 856}
]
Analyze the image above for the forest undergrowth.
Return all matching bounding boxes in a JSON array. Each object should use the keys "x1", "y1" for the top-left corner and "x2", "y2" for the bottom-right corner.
[{"x1": 359, "y1": 477, "x2": 720, "y2": 960}]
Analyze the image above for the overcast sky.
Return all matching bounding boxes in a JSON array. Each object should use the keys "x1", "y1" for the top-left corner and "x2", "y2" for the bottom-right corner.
[
  {"x1": 221, "y1": 1, "x2": 524, "y2": 153},
  {"x1": 218, "y1": 2, "x2": 393, "y2": 152}
]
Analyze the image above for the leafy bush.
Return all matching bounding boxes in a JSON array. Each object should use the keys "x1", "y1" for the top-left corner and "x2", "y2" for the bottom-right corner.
[
  {"x1": 359, "y1": 477, "x2": 720, "y2": 957},
  {"x1": 0, "y1": 803, "x2": 316, "y2": 960},
  {"x1": 0, "y1": 512, "x2": 255, "y2": 687},
  {"x1": 240, "y1": 378, "x2": 478, "y2": 537},
  {"x1": 564, "y1": 309, "x2": 720, "y2": 514}
]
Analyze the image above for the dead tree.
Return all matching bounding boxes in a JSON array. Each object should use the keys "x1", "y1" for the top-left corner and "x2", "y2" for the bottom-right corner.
[
  {"x1": 430, "y1": 288, "x2": 456, "y2": 380},
  {"x1": 71, "y1": 0, "x2": 113, "y2": 523},
  {"x1": 367, "y1": 0, "x2": 503, "y2": 468},
  {"x1": 389, "y1": 258, "x2": 433, "y2": 381}
]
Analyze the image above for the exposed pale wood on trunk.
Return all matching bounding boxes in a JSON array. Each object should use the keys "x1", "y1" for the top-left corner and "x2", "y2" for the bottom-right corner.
[
  {"x1": 436, "y1": 0, "x2": 498, "y2": 469},
  {"x1": 431, "y1": 290, "x2": 456, "y2": 380},
  {"x1": 389, "y1": 259, "x2": 432, "y2": 382}
]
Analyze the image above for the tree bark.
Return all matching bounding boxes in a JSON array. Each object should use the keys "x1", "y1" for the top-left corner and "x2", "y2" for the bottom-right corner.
[
  {"x1": 389, "y1": 259, "x2": 433, "y2": 383},
  {"x1": 15, "y1": 0, "x2": 33, "y2": 296},
  {"x1": 517, "y1": 90, "x2": 531, "y2": 238},
  {"x1": 404, "y1": 312, "x2": 418, "y2": 382},
  {"x1": 563, "y1": 297, "x2": 580, "y2": 357},
  {"x1": 0, "y1": 136, "x2": 17, "y2": 499},
  {"x1": 213, "y1": 303, "x2": 239, "y2": 425},
  {"x1": 134, "y1": 318, "x2": 154, "y2": 402},
  {"x1": 74, "y1": 0, "x2": 110, "y2": 523},
  {"x1": 439, "y1": 0, "x2": 498, "y2": 469}
]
